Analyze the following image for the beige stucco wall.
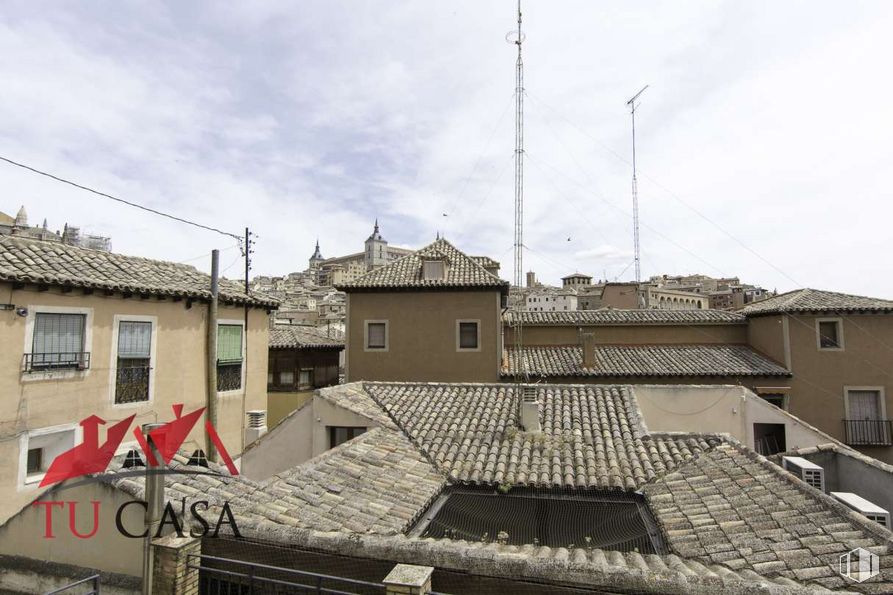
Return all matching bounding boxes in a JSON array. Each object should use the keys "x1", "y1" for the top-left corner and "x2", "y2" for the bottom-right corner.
[
  {"x1": 505, "y1": 323, "x2": 748, "y2": 346},
  {"x1": 634, "y1": 385, "x2": 839, "y2": 452},
  {"x1": 746, "y1": 315, "x2": 789, "y2": 367},
  {"x1": 0, "y1": 283, "x2": 269, "y2": 523},
  {"x1": 0, "y1": 482, "x2": 144, "y2": 577},
  {"x1": 345, "y1": 290, "x2": 502, "y2": 382},
  {"x1": 781, "y1": 313, "x2": 893, "y2": 462}
]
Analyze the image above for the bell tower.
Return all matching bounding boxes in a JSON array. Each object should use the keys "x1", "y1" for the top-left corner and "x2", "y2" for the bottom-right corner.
[{"x1": 364, "y1": 219, "x2": 388, "y2": 270}]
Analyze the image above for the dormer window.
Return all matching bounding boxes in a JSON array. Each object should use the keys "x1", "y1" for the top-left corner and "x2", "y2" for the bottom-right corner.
[{"x1": 423, "y1": 259, "x2": 445, "y2": 281}]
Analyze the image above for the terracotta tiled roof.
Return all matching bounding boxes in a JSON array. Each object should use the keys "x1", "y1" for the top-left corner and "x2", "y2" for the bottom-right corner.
[
  {"x1": 505, "y1": 309, "x2": 746, "y2": 326},
  {"x1": 269, "y1": 324, "x2": 344, "y2": 349},
  {"x1": 739, "y1": 288, "x2": 893, "y2": 316},
  {"x1": 262, "y1": 427, "x2": 445, "y2": 535},
  {"x1": 503, "y1": 345, "x2": 791, "y2": 378},
  {"x1": 335, "y1": 238, "x2": 508, "y2": 292},
  {"x1": 644, "y1": 441, "x2": 893, "y2": 592},
  {"x1": 0, "y1": 235, "x2": 276, "y2": 307},
  {"x1": 317, "y1": 384, "x2": 397, "y2": 429},
  {"x1": 364, "y1": 382, "x2": 719, "y2": 490}
]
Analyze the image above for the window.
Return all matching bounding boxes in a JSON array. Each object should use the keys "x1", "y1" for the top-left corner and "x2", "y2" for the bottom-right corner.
[
  {"x1": 217, "y1": 324, "x2": 243, "y2": 391},
  {"x1": 21, "y1": 427, "x2": 76, "y2": 485},
  {"x1": 299, "y1": 369, "x2": 312, "y2": 388},
  {"x1": 365, "y1": 321, "x2": 388, "y2": 351},
  {"x1": 28, "y1": 313, "x2": 88, "y2": 370},
  {"x1": 27, "y1": 448, "x2": 42, "y2": 475},
  {"x1": 115, "y1": 321, "x2": 152, "y2": 404},
  {"x1": 817, "y1": 319, "x2": 843, "y2": 350},
  {"x1": 279, "y1": 371, "x2": 294, "y2": 386},
  {"x1": 844, "y1": 388, "x2": 890, "y2": 446},
  {"x1": 457, "y1": 320, "x2": 480, "y2": 351},
  {"x1": 328, "y1": 426, "x2": 366, "y2": 449},
  {"x1": 759, "y1": 393, "x2": 787, "y2": 410},
  {"x1": 423, "y1": 260, "x2": 445, "y2": 280}
]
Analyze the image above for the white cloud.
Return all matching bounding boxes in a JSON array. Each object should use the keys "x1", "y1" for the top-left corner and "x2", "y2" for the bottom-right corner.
[{"x1": 1, "y1": 1, "x2": 891, "y2": 296}]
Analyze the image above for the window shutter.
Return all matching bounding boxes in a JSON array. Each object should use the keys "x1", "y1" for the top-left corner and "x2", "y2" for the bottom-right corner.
[
  {"x1": 33, "y1": 313, "x2": 85, "y2": 354},
  {"x1": 367, "y1": 323, "x2": 386, "y2": 348},
  {"x1": 118, "y1": 321, "x2": 151, "y2": 358},
  {"x1": 217, "y1": 325, "x2": 243, "y2": 362}
]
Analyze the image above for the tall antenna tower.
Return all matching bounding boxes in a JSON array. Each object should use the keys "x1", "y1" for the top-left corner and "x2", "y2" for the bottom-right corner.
[
  {"x1": 627, "y1": 84, "x2": 648, "y2": 282},
  {"x1": 509, "y1": 0, "x2": 525, "y2": 289}
]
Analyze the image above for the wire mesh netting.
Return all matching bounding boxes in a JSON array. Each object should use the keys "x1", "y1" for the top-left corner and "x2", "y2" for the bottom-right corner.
[{"x1": 415, "y1": 486, "x2": 665, "y2": 554}]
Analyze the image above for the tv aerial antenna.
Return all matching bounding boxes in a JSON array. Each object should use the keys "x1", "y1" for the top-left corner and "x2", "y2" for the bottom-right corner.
[{"x1": 626, "y1": 84, "x2": 648, "y2": 283}]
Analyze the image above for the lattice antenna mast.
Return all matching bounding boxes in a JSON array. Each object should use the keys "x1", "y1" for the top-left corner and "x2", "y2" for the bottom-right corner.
[
  {"x1": 627, "y1": 85, "x2": 648, "y2": 283},
  {"x1": 511, "y1": 0, "x2": 525, "y2": 290}
]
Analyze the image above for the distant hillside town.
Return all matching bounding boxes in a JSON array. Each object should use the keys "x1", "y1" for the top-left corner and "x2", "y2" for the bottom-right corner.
[{"x1": 516, "y1": 270, "x2": 773, "y2": 312}]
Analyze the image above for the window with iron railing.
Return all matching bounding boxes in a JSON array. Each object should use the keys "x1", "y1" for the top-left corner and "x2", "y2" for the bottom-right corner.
[
  {"x1": 844, "y1": 419, "x2": 893, "y2": 446},
  {"x1": 115, "y1": 321, "x2": 152, "y2": 404},
  {"x1": 25, "y1": 313, "x2": 89, "y2": 371},
  {"x1": 217, "y1": 324, "x2": 243, "y2": 391}
]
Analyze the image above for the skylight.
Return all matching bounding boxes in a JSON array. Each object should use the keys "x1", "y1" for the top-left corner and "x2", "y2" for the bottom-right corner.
[{"x1": 410, "y1": 487, "x2": 667, "y2": 554}]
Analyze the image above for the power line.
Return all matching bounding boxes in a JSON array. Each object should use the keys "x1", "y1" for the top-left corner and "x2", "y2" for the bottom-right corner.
[
  {"x1": 0, "y1": 155, "x2": 242, "y2": 241},
  {"x1": 523, "y1": 91, "x2": 802, "y2": 287}
]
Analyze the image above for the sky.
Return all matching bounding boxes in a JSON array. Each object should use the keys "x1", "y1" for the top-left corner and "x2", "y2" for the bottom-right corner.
[{"x1": 1, "y1": 1, "x2": 892, "y2": 296}]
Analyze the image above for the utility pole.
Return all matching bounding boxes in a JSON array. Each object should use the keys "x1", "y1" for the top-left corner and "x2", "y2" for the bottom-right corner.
[
  {"x1": 627, "y1": 85, "x2": 648, "y2": 283},
  {"x1": 241, "y1": 227, "x2": 253, "y2": 451},
  {"x1": 206, "y1": 249, "x2": 219, "y2": 461}
]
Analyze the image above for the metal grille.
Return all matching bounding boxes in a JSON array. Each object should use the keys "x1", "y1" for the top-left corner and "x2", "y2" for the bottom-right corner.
[
  {"x1": 844, "y1": 419, "x2": 893, "y2": 446},
  {"x1": 218, "y1": 362, "x2": 243, "y2": 391},
  {"x1": 23, "y1": 351, "x2": 90, "y2": 371},
  {"x1": 414, "y1": 487, "x2": 666, "y2": 554},
  {"x1": 189, "y1": 554, "x2": 386, "y2": 595},
  {"x1": 115, "y1": 359, "x2": 150, "y2": 403}
]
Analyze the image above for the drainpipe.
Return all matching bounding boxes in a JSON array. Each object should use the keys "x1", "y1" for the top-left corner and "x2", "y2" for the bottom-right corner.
[
  {"x1": 142, "y1": 423, "x2": 165, "y2": 595},
  {"x1": 207, "y1": 250, "x2": 219, "y2": 461}
]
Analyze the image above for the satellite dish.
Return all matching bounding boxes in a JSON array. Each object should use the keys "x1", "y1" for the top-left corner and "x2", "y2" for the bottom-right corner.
[{"x1": 505, "y1": 30, "x2": 525, "y2": 44}]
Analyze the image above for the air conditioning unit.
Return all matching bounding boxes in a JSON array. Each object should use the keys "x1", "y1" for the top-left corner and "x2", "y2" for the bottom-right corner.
[
  {"x1": 782, "y1": 456, "x2": 825, "y2": 492},
  {"x1": 831, "y1": 492, "x2": 890, "y2": 529}
]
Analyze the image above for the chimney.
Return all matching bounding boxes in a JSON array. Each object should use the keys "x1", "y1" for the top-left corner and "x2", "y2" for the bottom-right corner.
[
  {"x1": 520, "y1": 386, "x2": 541, "y2": 433},
  {"x1": 245, "y1": 410, "x2": 267, "y2": 444},
  {"x1": 581, "y1": 332, "x2": 596, "y2": 369}
]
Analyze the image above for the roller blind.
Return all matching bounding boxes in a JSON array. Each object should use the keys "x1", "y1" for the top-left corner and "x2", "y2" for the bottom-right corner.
[
  {"x1": 32, "y1": 313, "x2": 85, "y2": 354},
  {"x1": 118, "y1": 321, "x2": 151, "y2": 359},
  {"x1": 217, "y1": 324, "x2": 243, "y2": 362}
]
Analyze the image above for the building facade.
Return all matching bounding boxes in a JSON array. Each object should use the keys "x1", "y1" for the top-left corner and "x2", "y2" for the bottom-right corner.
[
  {"x1": 338, "y1": 238, "x2": 508, "y2": 383},
  {"x1": 0, "y1": 235, "x2": 274, "y2": 522}
]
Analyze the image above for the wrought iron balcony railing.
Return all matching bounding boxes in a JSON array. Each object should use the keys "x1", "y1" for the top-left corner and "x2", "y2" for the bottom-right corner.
[
  {"x1": 844, "y1": 419, "x2": 893, "y2": 446},
  {"x1": 217, "y1": 360, "x2": 243, "y2": 392},
  {"x1": 115, "y1": 361, "x2": 151, "y2": 404},
  {"x1": 23, "y1": 352, "x2": 90, "y2": 372}
]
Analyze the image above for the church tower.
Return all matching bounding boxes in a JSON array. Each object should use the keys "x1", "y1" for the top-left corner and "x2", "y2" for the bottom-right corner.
[
  {"x1": 309, "y1": 239, "x2": 324, "y2": 270},
  {"x1": 364, "y1": 219, "x2": 388, "y2": 270}
]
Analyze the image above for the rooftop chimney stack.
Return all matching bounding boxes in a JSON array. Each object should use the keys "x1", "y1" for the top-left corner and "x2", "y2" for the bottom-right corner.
[
  {"x1": 520, "y1": 386, "x2": 541, "y2": 433},
  {"x1": 582, "y1": 332, "x2": 596, "y2": 369}
]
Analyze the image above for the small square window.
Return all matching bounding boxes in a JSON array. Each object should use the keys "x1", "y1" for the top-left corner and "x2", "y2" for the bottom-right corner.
[
  {"x1": 818, "y1": 320, "x2": 841, "y2": 349},
  {"x1": 366, "y1": 322, "x2": 387, "y2": 350},
  {"x1": 280, "y1": 371, "x2": 294, "y2": 385},
  {"x1": 458, "y1": 321, "x2": 479, "y2": 350},
  {"x1": 27, "y1": 448, "x2": 43, "y2": 475},
  {"x1": 423, "y1": 260, "x2": 445, "y2": 281}
]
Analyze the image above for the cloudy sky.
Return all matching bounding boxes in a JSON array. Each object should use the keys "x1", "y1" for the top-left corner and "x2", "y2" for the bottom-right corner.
[{"x1": 1, "y1": 1, "x2": 892, "y2": 295}]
